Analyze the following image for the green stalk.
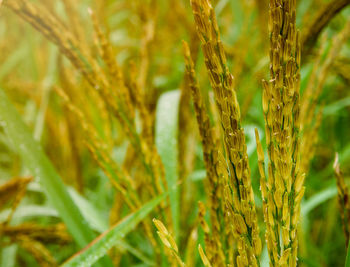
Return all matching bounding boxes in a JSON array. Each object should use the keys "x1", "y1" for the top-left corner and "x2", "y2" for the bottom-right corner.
[{"x1": 346, "y1": 239, "x2": 350, "y2": 267}]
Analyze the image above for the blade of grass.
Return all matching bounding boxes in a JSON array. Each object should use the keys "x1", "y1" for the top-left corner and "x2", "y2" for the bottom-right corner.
[
  {"x1": 0, "y1": 88, "x2": 113, "y2": 267},
  {"x1": 115, "y1": 240, "x2": 155, "y2": 266},
  {"x1": 0, "y1": 205, "x2": 59, "y2": 222},
  {"x1": 61, "y1": 192, "x2": 167, "y2": 267},
  {"x1": 301, "y1": 185, "x2": 338, "y2": 216},
  {"x1": 346, "y1": 239, "x2": 350, "y2": 267},
  {"x1": 323, "y1": 97, "x2": 350, "y2": 116},
  {"x1": 260, "y1": 245, "x2": 269, "y2": 266},
  {"x1": 155, "y1": 90, "x2": 180, "y2": 240},
  {"x1": 68, "y1": 187, "x2": 155, "y2": 265},
  {"x1": 0, "y1": 245, "x2": 17, "y2": 267},
  {"x1": 67, "y1": 187, "x2": 109, "y2": 233}
]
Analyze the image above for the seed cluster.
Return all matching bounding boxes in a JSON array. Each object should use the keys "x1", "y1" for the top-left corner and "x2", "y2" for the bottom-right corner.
[
  {"x1": 153, "y1": 218, "x2": 185, "y2": 267},
  {"x1": 183, "y1": 40, "x2": 227, "y2": 266},
  {"x1": 259, "y1": 0, "x2": 304, "y2": 266},
  {"x1": 190, "y1": 0, "x2": 261, "y2": 266}
]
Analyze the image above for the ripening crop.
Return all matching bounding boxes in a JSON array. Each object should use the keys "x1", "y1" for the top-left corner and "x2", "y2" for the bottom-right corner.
[{"x1": 0, "y1": 0, "x2": 349, "y2": 266}]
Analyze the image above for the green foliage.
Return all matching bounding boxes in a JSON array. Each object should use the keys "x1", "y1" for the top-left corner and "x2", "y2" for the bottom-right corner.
[
  {"x1": 155, "y1": 90, "x2": 180, "y2": 240},
  {"x1": 61, "y1": 193, "x2": 167, "y2": 267}
]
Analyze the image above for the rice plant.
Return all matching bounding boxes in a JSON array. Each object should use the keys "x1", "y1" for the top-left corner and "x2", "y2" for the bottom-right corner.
[{"x1": 0, "y1": 0, "x2": 350, "y2": 266}]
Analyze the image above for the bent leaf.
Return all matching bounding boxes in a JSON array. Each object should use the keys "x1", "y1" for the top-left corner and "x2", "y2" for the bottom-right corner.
[
  {"x1": 61, "y1": 192, "x2": 167, "y2": 267},
  {"x1": 301, "y1": 185, "x2": 338, "y2": 216},
  {"x1": 155, "y1": 90, "x2": 180, "y2": 240}
]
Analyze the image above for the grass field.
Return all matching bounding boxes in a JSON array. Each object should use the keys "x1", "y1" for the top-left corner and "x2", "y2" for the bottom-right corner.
[{"x1": 0, "y1": 0, "x2": 350, "y2": 266}]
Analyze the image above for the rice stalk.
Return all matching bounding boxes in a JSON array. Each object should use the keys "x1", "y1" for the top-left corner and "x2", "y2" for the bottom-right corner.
[
  {"x1": 183, "y1": 40, "x2": 227, "y2": 266},
  {"x1": 189, "y1": 1, "x2": 262, "y2": 265},
  {"x1": 333, "y1": 153, "x2": 350, "y2": 248},
  {"x1": 4, "y1": 1, "x2": 169, "y2": 204},
  {"x1": 3, "y1": 0, "x2": 101, "y2": 89},
  {"x1": 54, "y1": 85, "x2": 161, "y2": 250},
  {"x1": 260, "y1": 0, "x2": 303, "y2": 265},
  {"x1": 178, "y1": 36, "x2": 199, "y2": 223}
]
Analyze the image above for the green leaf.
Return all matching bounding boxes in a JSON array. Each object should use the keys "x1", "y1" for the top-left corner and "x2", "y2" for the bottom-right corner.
[
  {"x1": 0, "y1": 88, "x2": 113, "y2": 267},
  {"x1": 68, "y1": 187, "x2": 155, "y2": 265},
  {"x1": 0, "y1": 245, "x2": 17, "y2": 267},
  {"x1": 61, "y1": 192, "x2": 167, "y2": 267},
  {"x1": 301, "y1": 186, "x2": 338, "y2": 216},
  {"x1": 155, "y1": 90, "x2": 180, "y2": 240},
  {"x1": 67, "y1": 187, "x2": 109, "y2": 233},
  {"x1": 260, "y1": 245, "x2": 269, "y2": 267},
  {"x1": 0, "y1": 205, "x2": 59, "y2": 222},
  {"x1": 346, "y1": 238, "x2": 350, "y2": 267},
  {"x1": 323, "y1": 97, "x2": 350, "y2": 116},
  {"x1": 114, "y1": 240, "x2": 155, "y2": 266}
]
